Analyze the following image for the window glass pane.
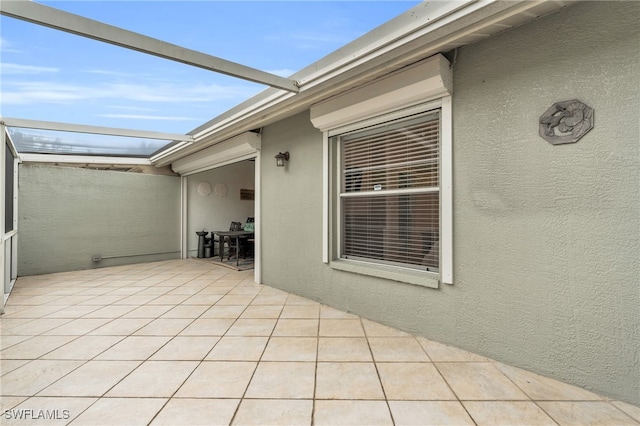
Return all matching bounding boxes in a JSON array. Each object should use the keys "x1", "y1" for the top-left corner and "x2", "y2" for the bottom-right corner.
[
  {"x1": 7, "y1": 127, "x2": 168, "y2": 157},
  {"x1": 341, "y1": 115, "x2": 439, "y2": 193},
  {"x1": 342, "y1": 193, "x2": 439, "y2": 270},
  {"x1": 339, "y1": 112, "x2": 440, "y2": 271}
]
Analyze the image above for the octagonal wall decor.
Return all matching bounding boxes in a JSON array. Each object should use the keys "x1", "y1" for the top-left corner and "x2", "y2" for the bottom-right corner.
[{"x1": 539, "y1": 99, "x2": 594, "y2": 145}]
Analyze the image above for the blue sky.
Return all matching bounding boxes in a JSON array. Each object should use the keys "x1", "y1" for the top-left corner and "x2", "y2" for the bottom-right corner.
[{"x1": 1, "y1": 1, "x2": 421, "y2": 137}]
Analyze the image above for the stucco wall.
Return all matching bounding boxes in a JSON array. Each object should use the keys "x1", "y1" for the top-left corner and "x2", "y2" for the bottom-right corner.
[
  {"x1": 186, "y1": 161, "x2": 255, "y2": 257},
  {"x1": 260, "y1": 2, "x2": 639, "y2": 404},
  {"x1": 18, "y1": 164, "x2": 181, "y2": 275}
]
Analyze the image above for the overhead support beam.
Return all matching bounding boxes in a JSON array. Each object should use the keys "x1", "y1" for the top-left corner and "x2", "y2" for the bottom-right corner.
[
  {"x1": 1, "y1": 0, "x2": 300, "y2": 93},
  {"x1": 2, "y1": 117, "x2": 194, "y2": 142}
]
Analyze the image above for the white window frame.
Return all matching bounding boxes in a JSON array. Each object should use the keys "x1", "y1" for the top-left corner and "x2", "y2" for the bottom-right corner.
[
  {"x1": 314, "y1": 54, "x2": 453, "y2": 287},
  {"x1": 323, "y1": 99, "x2": 452, "y2": 288}
]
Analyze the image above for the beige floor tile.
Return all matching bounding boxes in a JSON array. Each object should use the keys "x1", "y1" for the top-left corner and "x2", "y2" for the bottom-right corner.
[
  {"x1": 1, "y1": 360, "x2": 84, "y2": 396},
  {"x1": 226, "y1": 319, "x2": 277, "y2": 336},
  {"x1": 42, "y1": 335, "x2": 124, "y2": 360},
  {"x1": 273, "y1": 319, "x2": 319, "y2": 336},
  {"x1": 38, "y1": 360, "x2": 140, "y2": 397},
  {"x1": 262, "y1": 337, "x2": 318, "y2": 361},
  {"x1": 3, "y1": 396, "x2": 97, "y2": 426},
  {"x1": 133, "y1": 318, "x2": 193, "y2": 336},
  {"x1": 368, "y1": 337, "x2": 430, "y2": 362},
  {"x1": 319, "y1": 319, "x2": 365, "y2": 337},
  {"x1": 146, "y1": 294, "x2": 191, "y2": 305},
  {"x1": 1, "y1": 359, "x2": 30, "y2": 376},
  {"x1": 538, "y1": 401, "x2": 639, "y2": 426},
  {"x1": 179, "y1": 318, "x2": 234, "y2": 336},
  {"x1": 78, "y1": 295, "x2": 126, "y2": 305},
  {"x1": 436, "y1": 362, "x2": 529, "y2": 400},
  {"x1": 612, "y1": 401, "x2": 640, "y2": 422},
  {"x1": 94, "y1": 336, "x2": 171, "y2": 360},
  {"x1": 114, "y1": 294, "x2": 163, "y2": 305},
  {"x1": 0, "y1": 335, "x2": 77, "y2": 360},
  {"x1": 150, "y1": 336, "x2": 219, "y2": 360},
  {"x1": 198, "y1": 286, "x2": 235, "y2": 295},
  {"x1": 68, "y1": 397, "x2": 167, "y2": 426},
  {"x1": 314, "y1": 400, "x2": 393, "y2": 426},
  {"x1": 0, "y1": 335, "x2": 34, "y2": 351},
  {"x1": 121, "y1": 305, "x2": 174, "y2": 318},
  {"x1": 3, "y1": 318, "x2": 73, "y2": 336},
  {"x1": 87, "y1": 318, "x2": 153, "y2": 335},
  {"x1": 240, "y1": 305, "x2": 283, "y2": 319},
  {"x1": 0, "y1": 396, "x2": 28, "y2": 413},
  {"x1": 0, "y1": 318, "x2": 35, "y2": 333},
  {"x1": 106, "y1": 360, "x2": 198, "y2": 397},
  {"x1": 251, "y1": 294, "x2": 288, "y2": 305},
  {"x1": 494, "y1": 362, "x2": 603, "y2": 401},
  {"x1": 80, "y1": 305, "x2": 136, "y2": 318},
  {"x1": 151, "y1": 398, "x2": 240, "y2": 426},
  {"x1": 233, "y1": 399, "x2": 313, "y2": 425},
  {"x1": 389, "y1": 401, "x2": 475, "y2": 425},
  {"x1": 228, "y1": 287, "x2": 261, "y2": 296},
  {"x1": 160, "y1": 304, "x2": 210, "y2": 318},
  {"x1": 42, "y1": 318, "x2": 112, "y2": 336},
  {"x1": 245, "y1": 361, "x2": 315, "y2": 399},
  {"x1": 464, "y1": 401, "x2": 557, "y2": 425},
  {"x1": 200, "y1": 305, "x2": 245, "y2": 318},
  {"x1": 315, "y1": 362, "x2": 385, "y2": 400},
  {"x1": 205, "y1": 336, "x2": 269, "y2": 361},
  {"x1": 216, "y1": 295, "x2": 256, "y2": 306},
  {"x1": 182, "y1": 293, "x2": 225, "y2": 305},
  {"x1": 286, "y1": 295, "x2": 319, "y2": 306},
  {"x1": 317, "y1": 337, "x2": 373, "y2": 362},
  {"x1": 175, "y1": 361, "x2": 257, "y2": 398},
  {"x1": 43, "y1": 305, "x2": 101, "y2": 318},
  {"x1": 2, "y1": 305, "x2": 66, "y2": 319},
  {"x1": 362, "y1": 319, "x2": 411, "y2": 337},
  {"x1": 377, "y1": 362, "x2": 456, "y2": 400},
  {"x1": 320, "y1": 305, "x2": 358, "y2": 319},
  {"x1": 280, "y1": 305, "x2": 320, "y2": 319},
  {"x1": 417, "y1": 337, "x2": 488, "y2": 362}
]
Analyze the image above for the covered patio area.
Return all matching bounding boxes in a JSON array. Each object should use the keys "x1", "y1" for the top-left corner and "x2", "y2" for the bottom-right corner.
[{"x1": 1, "y1": 259, "x2": 638, "y2": 425}]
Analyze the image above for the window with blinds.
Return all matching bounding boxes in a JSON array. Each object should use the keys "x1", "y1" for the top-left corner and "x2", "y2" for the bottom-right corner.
[{"x1": 338, "y1": 112, "x2": 440, "y2": 271}]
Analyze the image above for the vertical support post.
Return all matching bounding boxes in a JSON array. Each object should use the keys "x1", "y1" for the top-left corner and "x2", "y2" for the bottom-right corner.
[
  {"x1": 181, "y1": 176, "x2": 188, "y2": 259},
  {"x1": 0, "y1": 125, "x2": 6, "y2": 313},
  {"x1": 253, "y1": 153, "x2": 261, "y2": 284}
]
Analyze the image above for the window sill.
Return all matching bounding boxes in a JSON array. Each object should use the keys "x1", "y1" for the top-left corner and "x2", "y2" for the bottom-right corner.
[{"x1": 330, "y1": 258, "x2": 440, "y2": 289}]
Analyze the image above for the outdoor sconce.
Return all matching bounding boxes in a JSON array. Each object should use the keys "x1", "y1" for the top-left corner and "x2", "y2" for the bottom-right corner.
[{"x1": 275, "y1": 151, "x2": 290, "y2": 167}]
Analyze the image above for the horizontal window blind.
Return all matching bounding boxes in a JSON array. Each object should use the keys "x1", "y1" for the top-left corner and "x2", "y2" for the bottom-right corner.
[{"x1": 339, "y1": 113, "x2": 440, "y2": 271}]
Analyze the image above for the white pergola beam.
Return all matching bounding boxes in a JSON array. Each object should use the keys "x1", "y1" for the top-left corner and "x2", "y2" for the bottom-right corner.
[
  {"x1": 19, "y1": 153, "x2": 152, "y2": 165},
  {"x1": 1, "y1": 0, "x2": 299, "y2": 93},
  {"x1": 2, "y1": 117, "x2": 193, "y2": 142}
]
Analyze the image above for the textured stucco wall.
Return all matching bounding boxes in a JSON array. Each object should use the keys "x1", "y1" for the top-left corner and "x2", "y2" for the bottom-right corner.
[
  {"x1": 260, "y1": 2, "x2": 639, "y2": 404},
  {"x1": 186, "y1": 161, "x2": 255, "y2": 257},
  {"x1": 18, "y1": 164, "x2": 181, "y2": 275}
]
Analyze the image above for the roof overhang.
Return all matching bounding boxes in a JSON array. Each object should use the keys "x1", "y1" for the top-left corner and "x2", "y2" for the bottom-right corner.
[{"x1": 152, "y1": 0, "x2": 571, "y2": 167}]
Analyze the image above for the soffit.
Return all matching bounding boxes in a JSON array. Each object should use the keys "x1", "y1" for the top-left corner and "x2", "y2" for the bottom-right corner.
[{"x1": 156, "y1": 0, "x2": 571, "y2": 166}]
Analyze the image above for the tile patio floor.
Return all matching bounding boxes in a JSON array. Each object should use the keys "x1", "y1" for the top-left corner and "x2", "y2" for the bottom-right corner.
[{"x1": 1, "y1": 259, "x2": 639, "y2": 426}]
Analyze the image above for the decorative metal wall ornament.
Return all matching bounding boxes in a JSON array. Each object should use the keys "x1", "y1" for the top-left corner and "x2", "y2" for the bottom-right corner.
[{"x1": 539, "y1": 99, "x2": 594, "y2": 145}]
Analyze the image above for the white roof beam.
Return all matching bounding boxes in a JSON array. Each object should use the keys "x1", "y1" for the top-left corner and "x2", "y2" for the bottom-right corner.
[
  {"x1": 2, "y1": 117, "x2": 193, "y2": 142},
  {"x1": 1, "y1": 0, "x2": 299, "y2": 93}
]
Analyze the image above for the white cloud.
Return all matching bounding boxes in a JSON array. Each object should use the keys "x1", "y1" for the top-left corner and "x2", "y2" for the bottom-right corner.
[
  {"x1": 1, "y1": 63, "x2": 59, "y2": 74},
  {"x1": 1, "y1": 80, "x2": 258, "y2": 105},
  {"x1": 98, "y1": 114, "x2": 201, "y2": 122}
]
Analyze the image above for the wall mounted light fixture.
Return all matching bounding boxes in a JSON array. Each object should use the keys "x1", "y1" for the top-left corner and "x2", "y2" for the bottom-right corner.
[{"x1": 275, "y1": 151, "x2": 290, "y2": 167}]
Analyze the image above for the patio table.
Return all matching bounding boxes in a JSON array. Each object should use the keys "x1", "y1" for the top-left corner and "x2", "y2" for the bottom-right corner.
[{"x1": 212, "y1": 230, "x2": 254, "y2": 267}]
